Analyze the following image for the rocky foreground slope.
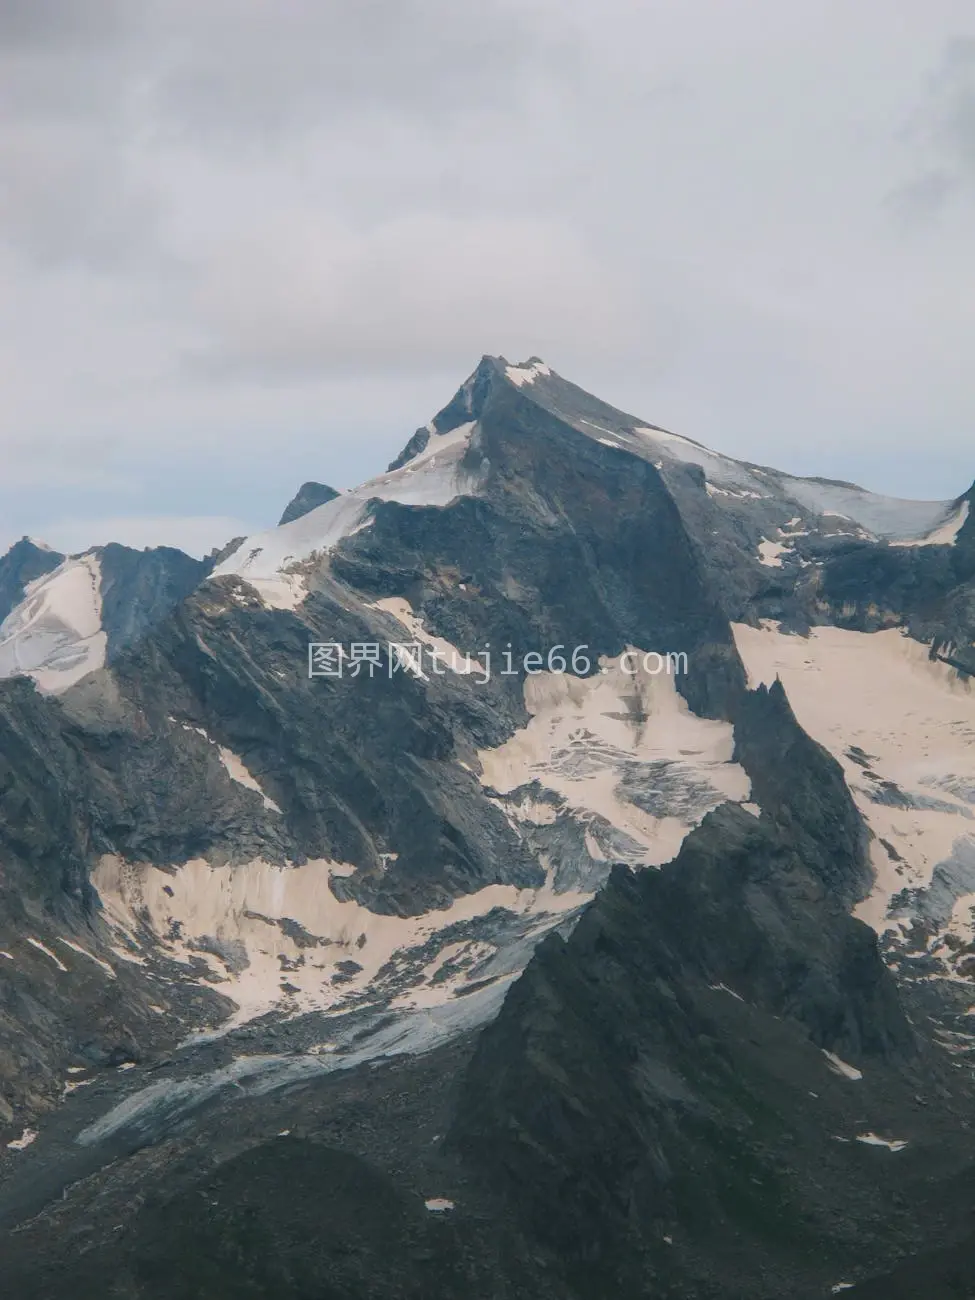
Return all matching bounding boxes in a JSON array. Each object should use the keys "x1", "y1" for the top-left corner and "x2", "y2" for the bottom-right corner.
[{"x1": 2, "y1": 357, "x2": 975, "y2": 1296}]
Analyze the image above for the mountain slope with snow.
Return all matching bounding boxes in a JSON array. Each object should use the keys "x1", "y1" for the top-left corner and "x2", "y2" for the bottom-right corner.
[
  {"x1": 0, "y1": 542, "x2": 207, "y2": 694},
  {"x1": 483, "y1": 356, "x2": 955, "y2": 540},
  {"x1": 733, "y1": 621, "x2": 975, "y2": 969},
  {"x1": 211, "y1": 417, "x2": 483, "y2": 608},
  {"x1": 0, "y1": 553, "x2": 107, "y2": 693}
]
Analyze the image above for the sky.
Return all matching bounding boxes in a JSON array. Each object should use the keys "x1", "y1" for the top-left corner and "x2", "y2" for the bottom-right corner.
[{"x1": 1, "y1": 0, "x2": 974, "y2": 557}]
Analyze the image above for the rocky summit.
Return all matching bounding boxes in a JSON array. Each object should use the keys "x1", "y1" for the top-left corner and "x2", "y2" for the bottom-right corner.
[{"x1": 2, "y1": 357, "x2": 975, "y2": 1298}]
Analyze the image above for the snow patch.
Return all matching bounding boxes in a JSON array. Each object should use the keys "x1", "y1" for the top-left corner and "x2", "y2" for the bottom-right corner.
[
  {"x1": 855, "y1": 1132, "x2": 908, "y2": 1152},
  {"x1": 758, "y1": 538, "x2": 788, "y2": 567},
  {"x1": 505, "y1": 359, "x2": 551, "y2": 387},
  {"x1": 217, "y1": 748, "x2": 282, "y2": 813},
  {"x1": 477, "y1": 653, "x2": 750, "y2": 877},
  {"x1": 628, "y1": 419, "x2": 951, "y2": 541},
  {"x1": 6, "y1": 1128, "x2": 37, "y2": 1151},
  {"x1": 705, "y1": 482, "x2": 767, "y2": 501},
  {"x1": 822, "y1": 1050, "x2": 863, "y2": 1081},
  {"x1": 62, "y1": 1077, "x2": 95, "y2": 1098},
  {"x1": 633, "y1": 426, "x2": 768, "y2": 495},
  {"x1": 91, "y1": 852, "x2": 587, "y2": 1030},
  {"x1": 709, "y1": 983, "x2": 745, "y2": 1002},
  {"x1": 174, "y1": 722, "x2": 282, "y2": 813},
  {"x1": 242, "y1": 574, "x2": 308, "y2": 611}
]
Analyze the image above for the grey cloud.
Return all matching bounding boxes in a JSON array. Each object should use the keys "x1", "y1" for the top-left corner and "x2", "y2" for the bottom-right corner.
[
  {"x1": 148, "y1": 0, "x2": 564, "y2": 139},
  {"x1": 887, "y1": 169, "x2": 960, "y2": 226},
  {"x1": 181, "y1": 212, "x2": 640, "y2": 382},
  {"x1": 0, "y1": 0, "x2": 130, "y2": 48},
  {"x1": 0, "y1": 0, "x2": 568, "y2": 269},
  {"x1": 0, "y1": 2, "x2": 156, "y2": 267},
  {"x1": 939, "y1": 37, "x2": 975, "y2": 173},
  {"x1": 0, "y1": 124, "x2": 159, "y2": 268},
  {"x1": 892, "y1": 35, "x2": 975, "y2": 220}
]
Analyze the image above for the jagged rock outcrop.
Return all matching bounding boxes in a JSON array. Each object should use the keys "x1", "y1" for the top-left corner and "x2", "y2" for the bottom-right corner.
[
  {"x1": 0, "y1": 538, "x2": 63, "y2": 625},
  {"x1": 278, "y1": 481, "x2": 340, "y2": 526},
  {"x1": 733, "y1": 678, "x2": 872, "y2": 906},
  {"x1": 450, "y1": 803, "x2": 922, "y2": 1297}
]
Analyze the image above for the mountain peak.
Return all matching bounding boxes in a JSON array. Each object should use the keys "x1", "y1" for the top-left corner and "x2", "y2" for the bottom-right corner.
[
  {"x1": 278, "y1": 481, "x2": 340, "y2": 526},
  {"x1": 0, "y1": 536, "x2": 65, "y2": 626},
  {"x1": 23, "y1": 535, "x2": 55, "y2": 553},
  {"x1": 388, "y1": 355, "x2": 555, "y2": 472}
]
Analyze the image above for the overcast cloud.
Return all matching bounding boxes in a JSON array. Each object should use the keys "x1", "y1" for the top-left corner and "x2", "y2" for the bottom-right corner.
[{"x1": 1, "y1": 0, "x2": 973, "y2": 556}]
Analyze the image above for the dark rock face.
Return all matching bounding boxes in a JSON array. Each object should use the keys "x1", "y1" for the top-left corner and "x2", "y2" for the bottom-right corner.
[
  {"x1": 37, "y1": 1140, "x2": 501, "y2": 1300},
  {"x1": 386, "y1": 425, "x2": 430, "y2": 471},
  {"x1": 733, "y1": 679, "x2": 872, "y2": 906},
  {"x1": 277, "y1": 480, "x2": 340, "y2": 525},
  {"x1": 795, "y1": 485, "x2": 975, "y2": 674},
  {"x1": 0, "y1": 538, "x2": 63, "y2": 624},
  {"x1": 848, "y1": 1227, "x2": 975, "y2": 1298},
  {"x1": 339, "y1": 372, "x2": 748, "y2": 723},
  {"x1": 97, "y1": 543, "x2": 206, "y2": 663},
  {"x1": 0, "y1": 674, "x2": 231, "y2": 1121},
  {"x1": 449, "y1": 804, "x2": 920, "y2": 1297},
  {"x1": 0, "y1": 678, "x2": 91, "y2": 906},
  {"x1": 816, "y1": 542, "x2": 958, "y2": 629},
  {"x1": 208, "y1": 534, "x2": 247, "y2": 565},
  {"x1": 80, "y1": 576, "x2": 540, "y2": 913}
]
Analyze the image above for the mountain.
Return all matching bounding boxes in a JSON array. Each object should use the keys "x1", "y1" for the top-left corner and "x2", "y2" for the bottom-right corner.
[{"x1": 1, "y1": 356, "x2": 975, "y2": 1297}]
